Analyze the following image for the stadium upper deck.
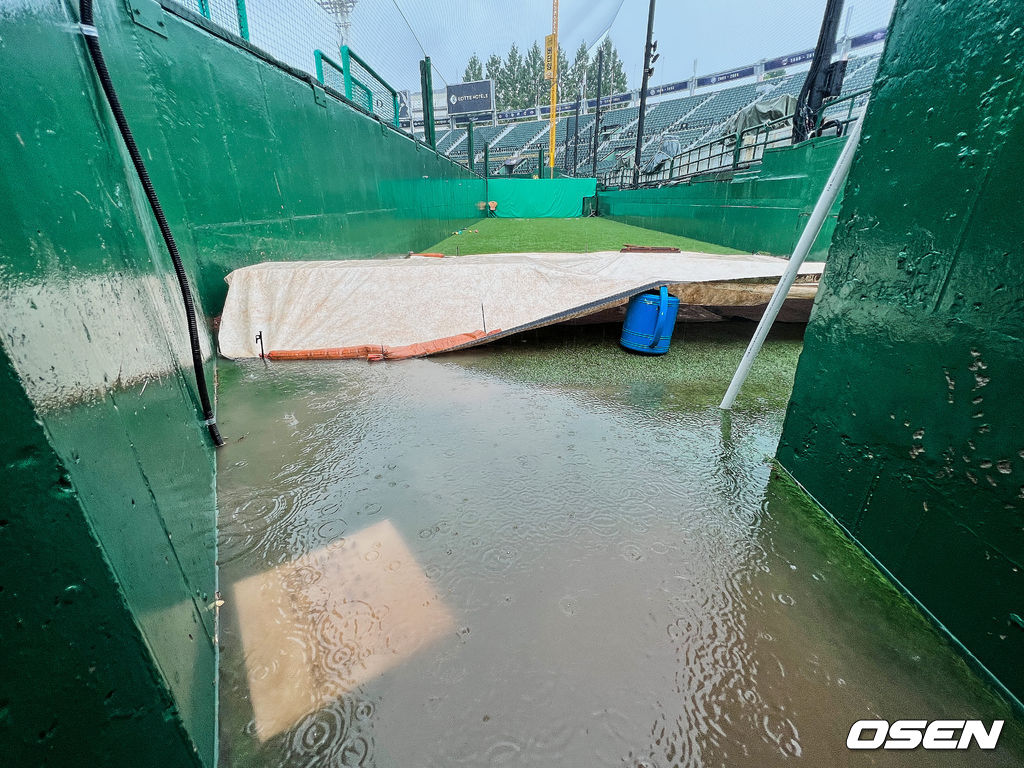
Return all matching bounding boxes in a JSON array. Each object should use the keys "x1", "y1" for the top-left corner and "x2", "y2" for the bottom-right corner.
[{"x1": 439, "y1": 52, "x2": 881, "y2": 182}]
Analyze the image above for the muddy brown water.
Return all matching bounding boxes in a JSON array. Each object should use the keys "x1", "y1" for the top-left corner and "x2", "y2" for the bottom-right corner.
[{"x1": 216, "y1": 323, "x2": 1023, "y2": 767}]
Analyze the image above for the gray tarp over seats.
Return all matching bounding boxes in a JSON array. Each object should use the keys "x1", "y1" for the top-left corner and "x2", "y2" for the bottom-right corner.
[
  {"x1": 719, "y1": 94, "x2": 797, "y2": 135},
  {"x1": 218, "y1": 251, "x2": 823, "y2": 360}
]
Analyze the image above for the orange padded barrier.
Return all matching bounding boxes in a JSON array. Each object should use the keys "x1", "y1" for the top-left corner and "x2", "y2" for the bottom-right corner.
[{"x1": 267, "y1": 329, "x2": 501, "y2": 362}]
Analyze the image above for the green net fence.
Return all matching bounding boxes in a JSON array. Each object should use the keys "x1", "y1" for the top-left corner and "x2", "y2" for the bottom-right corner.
[
  {"x1": 165, "y1": 0, "x2": 343, "y2": 79},
  {"x1": 342, "y1": 47, "x2": 399, "y2": 124}
]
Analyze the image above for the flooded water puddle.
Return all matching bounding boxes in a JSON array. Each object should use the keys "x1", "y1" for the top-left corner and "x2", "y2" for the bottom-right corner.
[{"x1": 217, "y1": 324, "x2": 1023, "y2": 766}]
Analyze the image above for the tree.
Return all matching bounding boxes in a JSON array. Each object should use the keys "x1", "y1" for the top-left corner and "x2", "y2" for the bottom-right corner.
[
  {"x1": 500, "y1": 43, "x2": 527, "y2": 109},
  {"x1": 469, "y1": 38, "x2": 629, "y2": 112},
  {"x1": 485, "y1": 54, "x2": 502, "y2": 83},
  {"x1": 585, "y1": 38, "x2": 628, "y2": 100},
  {"x1": 556, "y1": 44, "x2": 570, "y2": 101},
  {"x1": 463, "y1": 54, "x2": 483, "y2": 83},
  {"x1": 563, "y1": 41, "x2": 590, "y2": 101},
  {"x1": 485, "y1": 53, "x2": 503, "y2": 107},
  {"x1": 524, "y1": 41, "x2": 545, "y2": 107}
]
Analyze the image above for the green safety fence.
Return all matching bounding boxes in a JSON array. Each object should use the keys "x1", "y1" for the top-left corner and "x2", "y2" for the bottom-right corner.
[
  {"x1": 166, "y1": 0, "x2": 401, "y2": 128},
  {"x1": 340, "y1": 45, "x2": 401, "y2": 127},
  {"x1": 488, "y1": 177, "x2": 598, "y2": 218}
]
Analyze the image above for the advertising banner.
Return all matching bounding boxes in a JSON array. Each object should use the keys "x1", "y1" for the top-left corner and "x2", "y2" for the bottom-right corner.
[
  {"x1": 696, "y1": 65, "x2": 756, "y2": 88},
  {"x1": 446, "y1": 80, "x2": 494, "y2": 116},
  {"x1": 850, "y1": 28, "x2": 887, "y2": 48},
  {"x1": 397, "y1": 90, "x2": 411, "y2": 120},
  {"x1": 763, "y1": 49, "x2": 815, "y2": 73},
  {"x1": 648, "y1": 80, "x2": 689, "y2": 98}
]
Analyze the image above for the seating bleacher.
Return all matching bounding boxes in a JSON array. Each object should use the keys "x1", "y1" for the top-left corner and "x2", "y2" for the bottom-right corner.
[{"x1": 431, "y1": 52, "x2": 882, "y2": 179}]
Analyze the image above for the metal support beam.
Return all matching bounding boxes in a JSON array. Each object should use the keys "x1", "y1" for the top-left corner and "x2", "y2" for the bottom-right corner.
[
  {"x1": 720, "y1": 110, "x2": 864, "y2": 409},
  {"x1": 794, "y1": 0, "x2": 845, "y2": 143},
  {"x1": 572, "y1": 99, "x2": 580, "y2": 175}
]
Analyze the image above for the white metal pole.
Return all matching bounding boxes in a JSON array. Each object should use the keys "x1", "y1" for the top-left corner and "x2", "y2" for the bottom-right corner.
[{"x1": 719, "y1": 112, "x2": 865, "y2": 410}]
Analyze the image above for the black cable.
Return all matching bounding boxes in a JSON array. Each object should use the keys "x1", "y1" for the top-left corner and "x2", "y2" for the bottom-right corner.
[{"x1": 79, "y1": 0, "x2": 224, "y2": 447}]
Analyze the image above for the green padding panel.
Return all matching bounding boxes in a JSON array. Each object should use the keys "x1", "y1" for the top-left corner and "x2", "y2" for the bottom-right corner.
[{"x1": 489, "y1": 178, "x2": 597, "y2": 218}]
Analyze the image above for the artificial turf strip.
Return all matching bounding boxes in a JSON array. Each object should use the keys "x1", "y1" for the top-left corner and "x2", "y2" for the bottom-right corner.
[{"x1": 425, "y1": 217, "x2": 746, "y2": 256}]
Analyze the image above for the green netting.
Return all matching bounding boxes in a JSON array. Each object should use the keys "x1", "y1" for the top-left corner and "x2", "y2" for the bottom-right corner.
[
  {"x1": 345, "y1": 52, "x2": 397, "y2": 123},
  {"x1": 488, "y1": 178, "x2": 597, "y2": 218},
  {"x1": 351, "y1": 79, "x2": 374, "y2": 112},
  {"x1": 315, "y1": 50, "x2": 346, "y2": 93}
]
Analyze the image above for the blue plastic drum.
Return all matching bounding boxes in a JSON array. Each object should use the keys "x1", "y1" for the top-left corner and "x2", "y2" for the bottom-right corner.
[{"x1": 620, "y1": 286, "x2": 680, "y2": 355}]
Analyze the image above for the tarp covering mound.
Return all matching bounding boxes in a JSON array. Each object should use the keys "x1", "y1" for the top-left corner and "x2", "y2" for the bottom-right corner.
[
  {"x1": 489, "y1": 178, "x2": 597, "y2": 218},
  {"x1": 218, "y1": 252, "x2": 823, "y2": 360}
]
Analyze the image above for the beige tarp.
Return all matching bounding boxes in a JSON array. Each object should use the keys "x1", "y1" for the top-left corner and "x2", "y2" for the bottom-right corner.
[{"x1": 218, "y1": 251, "x2": 823, "y2": 360}]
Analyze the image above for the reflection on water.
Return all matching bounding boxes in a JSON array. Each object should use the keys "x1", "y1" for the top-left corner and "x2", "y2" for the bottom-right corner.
[
  {"x1": 233, "y1": 519, "x2": 454, "y2": 741},
  {"x1": 217, "y1": 323, "x2": 1023, "y2": 767}
]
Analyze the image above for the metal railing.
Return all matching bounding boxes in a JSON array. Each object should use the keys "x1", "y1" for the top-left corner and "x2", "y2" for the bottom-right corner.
[
  {"x1": 158, "y1": 0, "x2": 479, "y2": 176},
  {"x1": 602, "y1": 113, "x2": 795, "y2": 187},
  {"x1": 166, "y1": 1, "x2": 401, "y2": 129},
  {"x1": 314, "y1": 49, "x2": 346, "y2": 94},
  {"x1": 602, "y1": 96, "x2": 868, "y2": 189},
  {"x1": 816, "y1": 87, "x2": 871, "y2": 133},
  {"x1": 339, "y1": 46, "x2": 400, "y2": 127},
  {"x1": 166, "y1": 0, "x2": 342, "y2": 78}
]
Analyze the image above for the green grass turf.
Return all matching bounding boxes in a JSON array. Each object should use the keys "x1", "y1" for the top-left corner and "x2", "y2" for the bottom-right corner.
[{"x1": 425, "y1": 217, "x2": 746, "y2": 256}]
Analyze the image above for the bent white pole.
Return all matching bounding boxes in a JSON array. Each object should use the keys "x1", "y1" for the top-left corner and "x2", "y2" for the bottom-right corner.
[{"x1": 719, "y1": 112, "x2": 866, "y2": 410}]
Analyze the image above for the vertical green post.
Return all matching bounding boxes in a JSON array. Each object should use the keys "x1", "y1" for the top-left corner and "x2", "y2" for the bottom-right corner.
[
  {"x1": 393, "y1": 92, "x2": 401, "y2": 129},
  {"x1": 235, "y1": 0, "x2": 249, "y2": 40},
  {"x1": 340, "y1": 46, "x2": 354, "y2": 102},
  {"x1": 537, "y1": 146, "x2": 543, "y2": 176},
  {"x1": 484, "y1": 142, "x2": 490, "y2": 207},
  {"x1": 314, "y1": 50, "x2": 325, "y2": 84},
  {"x1": 418, "y1": 59, "x2": 427, "y2": 142},
  {"x1": 418, "y1": 59, "x2": 429, "y2": 145},
  {"x1": 419, "y1": 59, "x2": 437, "y2": 148},
  {"x1": 423, "y1": 57, "x2": 436, "y2": 149},
  {"x1": 467, "y1": 122, "x2": 475, "y2": 173}
]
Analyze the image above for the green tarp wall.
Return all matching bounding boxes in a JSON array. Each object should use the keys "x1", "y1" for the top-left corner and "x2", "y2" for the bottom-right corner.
[
  {"x1": 598, "y1": 138, "x2": 844, "y2": 258},
  {"x1": 489, "y1": 177, "x2": 598, "y2": 218},
  {"x1": 0, "y1": 0, "x2": 484, "y2": 764},
  {"x1": 779, "y1": 0, "x2": 1024, "y2": 706}
]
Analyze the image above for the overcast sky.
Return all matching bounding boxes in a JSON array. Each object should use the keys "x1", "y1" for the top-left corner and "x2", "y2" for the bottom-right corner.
[{"x1": 347, "y1": 0, "x2": 894, "y2": 91}]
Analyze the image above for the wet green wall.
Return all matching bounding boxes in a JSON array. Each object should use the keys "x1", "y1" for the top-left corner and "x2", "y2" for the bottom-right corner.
[
  {"x1": 598, "y1": 137, "x2": 844, "y2": 258},
  {"x1": 0, "y1": 350, "x2": 206, "y2": 767},
  {"x1": 86, "y1": 0, "x2": 484, "y2": 315},
  {"x1": 0, "y1": 0, "x2": 483, "y2": 764},
  {"x1": 779, "y1": 0, "x2": 1024, "y2": 704}
]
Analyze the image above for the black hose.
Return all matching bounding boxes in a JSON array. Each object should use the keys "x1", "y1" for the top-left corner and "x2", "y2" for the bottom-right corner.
[{"x1": 79, "y1": 0, "x2": 224, "y2": 447}]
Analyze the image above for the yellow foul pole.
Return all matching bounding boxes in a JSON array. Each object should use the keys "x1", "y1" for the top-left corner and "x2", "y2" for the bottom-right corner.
[{"x1": 546, "y1": 0, "x2": 559, "y2": 178}]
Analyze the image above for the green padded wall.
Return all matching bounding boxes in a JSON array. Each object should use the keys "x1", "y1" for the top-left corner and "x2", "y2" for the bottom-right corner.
[
  {"x1": 598, "y1": 137, "x2": 845, "y2": 258},
  {"x1": 779, "y1": 0, "x2": 1024, "y2": 705},
  {"x1": 488, "y1": 177, "x2": 598, "y2": 218},
  {"x1": 0, "y1": 0, "x2": 485, "y2": 764}
]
